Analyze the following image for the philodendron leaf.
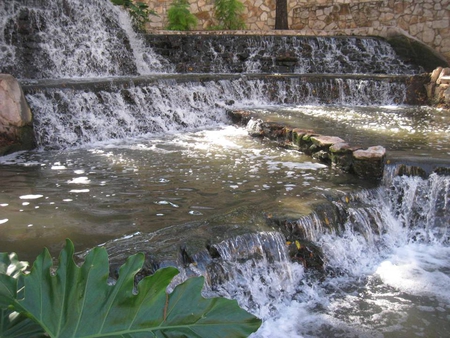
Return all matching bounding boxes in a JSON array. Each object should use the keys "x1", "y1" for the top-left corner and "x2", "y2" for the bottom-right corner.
[
  {"x1": 0, "y1": 253, "x2": 45, "y2": 337},
  {"x1": 14, "y1": 239, "x2": 261, "y2": 337}
]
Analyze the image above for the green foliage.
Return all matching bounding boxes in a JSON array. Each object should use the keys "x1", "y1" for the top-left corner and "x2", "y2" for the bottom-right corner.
[
  {"x1": 111, "y1": 0, "x2": 157, "y2": 31},
  {"x1": 0, "y1": 253, "x2": 45, "y2": 337},
  {"x1": 213, "y1": 0, "x2": 246, "y2": 30},
  {"x1": 0, "y1": 239, "x2": 262, "y2": 338},
  {"x1": 167, "y1": 0, "x2": 198, "y2": 31}
]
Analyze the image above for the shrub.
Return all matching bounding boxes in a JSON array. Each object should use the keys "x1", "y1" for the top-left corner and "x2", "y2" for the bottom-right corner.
[
  {"x1": 167, "y1": 0, "x2": 198, "y2": 31},
  {"x1": 213, "y1": 0, "x2": 246, "y2": 30}
]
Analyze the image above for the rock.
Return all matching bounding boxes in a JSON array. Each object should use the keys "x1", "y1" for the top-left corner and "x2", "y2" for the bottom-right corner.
[
  {"x1": 353, "y1": 145, "x2": 386, "y2": 160},
  {"x1": 352, "y1": 146, "x2": 386, "y2": 179},
  {"x1": 437, "y1": 67, "x2": 450, "y2": 85},
  {"x1": 394, "y1": 164, "x2": 427, "y2": 178},
  {"x1": 287, "y1": 239, "x2": 324, "y2": 270},
  {"x1": 0, "y1": 74, "x2": 36, "y2": 156},
  {"x1": 329, "y1": 142, "x2": 354, "y2": 171},
  {"x1": 310, "y1": 135, "x2": 345, "y2": 147},
  {"x1": 246, "y1": 118, "x2": 263, "y2": 137},
  {"x1": 329, "y1": 142, "x2": 352, "y2": 153},
  {"x1": 431, "y1": 66, "x2": 443, "y2": 82},
  {"x1": 312, "y1": 150, "x2": 329, "y2": 161}
]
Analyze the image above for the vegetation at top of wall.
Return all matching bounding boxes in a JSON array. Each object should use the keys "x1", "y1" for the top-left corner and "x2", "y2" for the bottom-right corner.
[
  {"x1": 0, "y1": 239, "x2": 262, "y2": 338},
  {"x1": 167, "y1": 0, "x2": 198, "y2": 31},
  {"x1": 111, "y1": 0, "x2": 157, "y2": 31},
  {"x1": 212, "y1": 0, "x2": 246, "y2": 30}
]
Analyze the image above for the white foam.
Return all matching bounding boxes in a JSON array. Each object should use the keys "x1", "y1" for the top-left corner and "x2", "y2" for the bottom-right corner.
[
  {"x1": 19, "y1": 194, "x2": 44, "y2": 200},
  {"x1": 67, "y1": 177, "x2": 91, "y2": 184},
  {"x1": 376, "y1": 243, "x2": 450, "y2": 303},
  {"x1": 69, "y1": 189, "x2": 90, "y2": 193}
]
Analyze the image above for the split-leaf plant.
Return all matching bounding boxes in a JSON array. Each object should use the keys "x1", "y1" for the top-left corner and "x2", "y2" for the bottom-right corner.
[{"x1": 0, "y1": 239, "x2": 262, "y2": 337}]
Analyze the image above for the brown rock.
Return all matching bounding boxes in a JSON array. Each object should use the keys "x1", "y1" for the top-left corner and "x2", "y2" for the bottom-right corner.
[
  {"x1": 311, "y1": 135, "x2": 345, "y2": 147},
  {"x1": 352, "y1": 146, "x2": 386, "y2": 179},
  {"x1": 0, "y1": 74, "x2": 36, "y2": 155},
  {"x1": 353, "y1": 146, "x2": 386, "y2": 160}
]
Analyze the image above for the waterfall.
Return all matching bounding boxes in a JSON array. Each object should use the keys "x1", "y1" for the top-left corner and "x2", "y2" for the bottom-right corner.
[
  {"x1": 24, "y1": 76, "x2": 408, "y2": 149},
  {"x1": 0, "y1": 0, "x2": 171, "y2": 79},
  {"x1": 165, "y1": 35, "x2": 423, "y2": 74},
  {"x1": 1, "y1": 1, "x2": 445, "y2": 335},
  {"x1": 183, "y1": 167, "x2": 450, "y2": 337}
]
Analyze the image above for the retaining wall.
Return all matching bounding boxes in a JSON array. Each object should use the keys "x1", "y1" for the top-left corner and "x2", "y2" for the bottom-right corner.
[{"x1": 142, "y1": 0, "x2": 450, "y2": 64}]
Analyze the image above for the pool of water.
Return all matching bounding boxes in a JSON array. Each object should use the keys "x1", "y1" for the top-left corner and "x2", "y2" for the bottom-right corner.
[
  {"x1": 0, "y1": 125, "x2": 367, "y2": 261},
  {"x1": 0, "y1": 104, "x2": 449, "y2": 338},
  {"x1": 252, "y1": 105, "x2": 450, "y2": 161}
]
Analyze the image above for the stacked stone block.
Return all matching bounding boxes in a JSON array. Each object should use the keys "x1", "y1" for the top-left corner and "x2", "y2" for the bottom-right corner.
[{"x1": 227, "y1": 109, "x2": 387, "y2": 180}]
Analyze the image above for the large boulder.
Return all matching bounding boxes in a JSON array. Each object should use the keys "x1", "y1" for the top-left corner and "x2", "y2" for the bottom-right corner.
[{"x1": 0, "y1": 74, "x2": 36, "y2": 155}]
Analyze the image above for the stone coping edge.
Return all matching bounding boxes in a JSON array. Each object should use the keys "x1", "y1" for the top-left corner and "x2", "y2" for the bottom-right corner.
[{"x1": 19, "y1": 73, "x2": 423, "y2": 91}]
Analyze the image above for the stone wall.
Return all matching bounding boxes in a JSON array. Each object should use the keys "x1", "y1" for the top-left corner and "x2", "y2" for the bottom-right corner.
[{"x1": 142, "y1": 0, "x2": 450, "y2": 64}]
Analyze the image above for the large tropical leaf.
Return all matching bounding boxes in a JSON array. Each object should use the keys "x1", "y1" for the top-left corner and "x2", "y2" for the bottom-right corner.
[
  {"x1": 1, "y1": 240, "x2": 261, "y2": 337},
  {"x1": 0, "y1": 253, "x2": 45, "y2": 338}
]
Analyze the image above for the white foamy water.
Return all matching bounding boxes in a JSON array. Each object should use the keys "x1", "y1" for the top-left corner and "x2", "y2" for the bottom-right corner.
[
  {"x1": 201, "y1": 36, "x2": 421, "y2": 75},
  {"x1": 0, "y1": 0, "x2": 171, "y2": 78},
  {"x1": 377, "y1": 243, "x2": 450, "y2": 303},
  {"x1": 67, "y1": 177, "x2": 91, "y2": 184},
  {"x1": 193, "y1": 170, "x2": 450, "y2": 338},
  {"x1": 25, "y1": 79, "x2": 409, "y2": 150}
]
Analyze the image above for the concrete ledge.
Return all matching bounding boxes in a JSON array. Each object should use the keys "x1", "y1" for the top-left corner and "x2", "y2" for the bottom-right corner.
[
  {"x1": 228, "y1": 109, "x2": 386, "y2": 180},
  {"x1": 20, "y1": 73, "x2": 429, "y2": 106}
]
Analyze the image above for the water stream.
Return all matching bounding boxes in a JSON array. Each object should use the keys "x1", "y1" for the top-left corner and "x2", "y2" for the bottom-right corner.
[{"x1": 0, "y1": 1, "x2": 449, "y2": 337}]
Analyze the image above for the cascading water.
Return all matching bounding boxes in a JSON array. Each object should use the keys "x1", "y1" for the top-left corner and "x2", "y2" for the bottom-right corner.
[
  {"x1": 0, "y1": 0, "x2": 171, "y2": 79},
  {"x1": 23, "y1": 77, "x2": 409, "y2": 149},
  {"x1": 184, "y1": 167, "x2": 450, "y2": 337},
  {"x1": 0, "y1": 1, "x2": 449, "y2": 337},
  {"x1": 154, "y1": 35, "x2": 423, "y2": 74}
]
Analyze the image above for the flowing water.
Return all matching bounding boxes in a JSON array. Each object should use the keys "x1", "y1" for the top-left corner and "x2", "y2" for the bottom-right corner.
[
  {"x1": 210, "y1": 169, "x2": 450, "y2": 338},
  {"x1": 0, "y1": 1, "x2": 449, "y2": 337},
  {"x1": 0, "y1": 0, "x2": 172, "y2": 78},
  {"x1": 168, "y1": 35, "x2": 422, "y2": 74}
]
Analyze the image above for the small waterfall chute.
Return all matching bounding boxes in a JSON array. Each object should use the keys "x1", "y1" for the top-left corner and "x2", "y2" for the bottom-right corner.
[{"x1": 0, "y1": 0, "x2": 171, "y2": 79}]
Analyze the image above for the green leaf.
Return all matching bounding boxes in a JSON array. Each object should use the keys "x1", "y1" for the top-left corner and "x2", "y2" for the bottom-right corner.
[
  {"x1": 0, "y1": 252, "x2": 28, "y2": 309},
  {"x1": 0, "y1": 253, "x2": 45, "y2": 337},
  {"x1": 0, "y1": 309, "x2": 45, "y2": 338},
  {"x1": 7, "y1": 239, "x2": 261, "y2": 337}
]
